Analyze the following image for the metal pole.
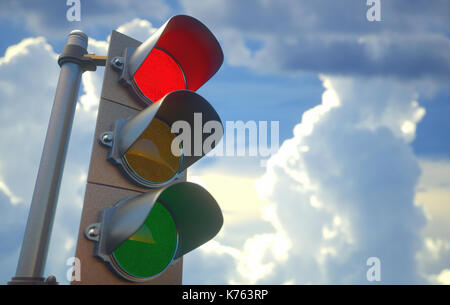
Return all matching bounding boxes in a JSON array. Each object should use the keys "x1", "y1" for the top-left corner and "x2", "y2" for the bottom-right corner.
[{"x1": 9, "y1": 30, "x2": 88, "y2": 284}]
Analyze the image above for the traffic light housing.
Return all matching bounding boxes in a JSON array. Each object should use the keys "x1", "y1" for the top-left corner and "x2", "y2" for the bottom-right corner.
[{"x1": 74, "y1": 15, "x2": 225, "y2": 284}]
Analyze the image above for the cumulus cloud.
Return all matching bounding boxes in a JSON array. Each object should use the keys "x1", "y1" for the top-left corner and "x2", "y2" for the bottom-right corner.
[
  {"x1": 415, "y1": 159, "x2": 450, "y2": 283},
  {"x1": 186, "y1": 75, "x2": 438, "y2": 284},
  {"x1": 115, "y1": 18, "x2": 157, "y2": 42},
  {"x1": 181, "y1": 0, "x2": 450, "y2": 79},
  {"x1": 0, "y1": 0, "x2": 170, "y2": 39},
  {"x1": 0, "y1": 37, "x2": 59, "y2": 205},
  {"x1": 185, "y1": 165, "x2": 291, "y2": 284},
  {"x1": 436, "y1": 269, "x2": 450, "y2": 285}
]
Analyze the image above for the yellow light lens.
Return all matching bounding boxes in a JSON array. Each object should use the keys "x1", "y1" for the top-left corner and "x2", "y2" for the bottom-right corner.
[{"x1": 124, "y1": 118, "x2": 181, "y2": 184}]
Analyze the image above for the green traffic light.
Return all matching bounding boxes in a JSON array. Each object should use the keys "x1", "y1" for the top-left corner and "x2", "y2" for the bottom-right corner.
[
  {"x1": 111, "y1": 202, "x2": 178, "y2": 279},
  {"x1": 84, "y1": 181, "x2": 223, "y2": 282}
]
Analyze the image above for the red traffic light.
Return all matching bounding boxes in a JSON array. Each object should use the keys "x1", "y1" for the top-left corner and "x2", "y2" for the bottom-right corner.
[
  {"x1": 133, "y1": 48, "x2": 186, "y2": 103},
  {"x1": 120, "y1": 15, "x2": 224, "y2": 105}
]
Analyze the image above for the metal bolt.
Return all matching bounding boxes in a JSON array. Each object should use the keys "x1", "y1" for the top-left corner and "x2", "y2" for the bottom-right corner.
[
  {"x1": 102, "y1": 133, "x2": 112, "y2": 143},
  {"x1": 44, "y1": 275, "x2": 58, "y2": 285},
  {"x1": 113, "y1": 57, "x2": 123, "y2": 67},
  {"x1": 88, "y1": 228, "x2": 98, "y2": 238}
]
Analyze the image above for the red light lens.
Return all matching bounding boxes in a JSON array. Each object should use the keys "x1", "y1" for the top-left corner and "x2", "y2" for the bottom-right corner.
[{"x1": 133, "y1": 48, "x2": 186, "y2": 103}]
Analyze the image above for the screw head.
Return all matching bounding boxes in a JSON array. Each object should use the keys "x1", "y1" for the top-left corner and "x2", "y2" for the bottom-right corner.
[
  {"x1": 45, "y1": 275, "x2": 58, "y2": 285},
  {"x1": 88, "y1": 228, "x2": 98, "y2": 238},
  {"x1": 113, "y1": 57, "x2": 123, "y2": 66},
  {"x1": 102, "y1": 133, "x2": 112, "y2": 143}
]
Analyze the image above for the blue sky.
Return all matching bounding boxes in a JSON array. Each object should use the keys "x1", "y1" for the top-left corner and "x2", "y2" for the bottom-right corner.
[{"x1": 0, "y1": 0, "x2": 449, "y2": 284}]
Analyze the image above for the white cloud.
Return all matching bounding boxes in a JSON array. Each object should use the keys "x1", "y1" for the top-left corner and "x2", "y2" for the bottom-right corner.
[
  {"x1": 0, "y1": 37, "x2": 61, "y2": 283},
  {"x1": 436, "y1": 269, "x2": 450, "y2": 285},
  {"x1": 256, "y1": 75, "x2": 430, "y2": 284},
  {"x1": 189, "y1": 171, "x2": 267, "y2": 226},
  {"x1": 186, "y1": 74, "x2": 442, "y2": 284},
  {"x1": 415, "y1": 159, "x2": 450, "y2": 241},
  {"x1": 185, "y1": 160, "x2": 290, "y2": 284},
  {"x1": 0, "y1": 0, "x2": 170, "y2": 39},
  {"x1": 0, "y1": 37, "x2": 59, "y2": 204},
  {"x1": 0, "y1": 180, "x2": 21, "y2": 205},
  {"x1": 181, "y1": 0, "x2": 450, "y2": 79},
  {"x1": 116, "y1": 18, "x2": 157, "y2": 42},
  {"x1": 415, "y1": 159, "x2": 450, "y2": 283},
  {"x1": 218, "y1": 28, "x2": 253, "y2": 67}
]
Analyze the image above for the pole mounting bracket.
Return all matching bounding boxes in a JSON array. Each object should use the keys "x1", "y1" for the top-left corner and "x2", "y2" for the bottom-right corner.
[
  {"x1": 58, "y1": 44, "x2": 107, "y2": 72},
  {"x1": 84, "y1": 54, "x2": 107, "y2": 67}
]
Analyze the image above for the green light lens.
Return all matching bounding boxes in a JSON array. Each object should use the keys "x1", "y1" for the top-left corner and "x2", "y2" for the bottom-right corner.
[{"x1": 112, "y1": 202, "x2": 178, "y2": 279}]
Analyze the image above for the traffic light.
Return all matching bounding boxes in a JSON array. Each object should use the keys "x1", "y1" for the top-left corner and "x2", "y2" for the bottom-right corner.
[
  {"x1": 74, "y1": 15, "x2": 225, "y2": 284},
  {"x1": 113, "y1": 14, "x2": 223, "y2": 106},
  {"x1": 85, "y1": 182, "x2": 223, "y2": 282},
  {"x1": 99, "y1": 90, "x2": 222, "y2": 188}
]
